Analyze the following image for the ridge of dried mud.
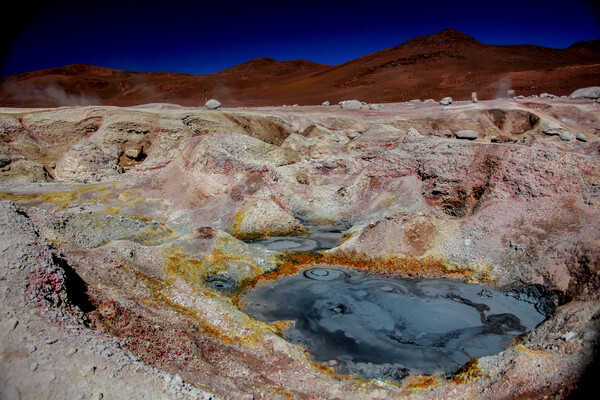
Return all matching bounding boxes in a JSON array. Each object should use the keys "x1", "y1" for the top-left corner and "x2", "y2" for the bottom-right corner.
[{"x1": 1, "y1": 98, "x2": 599, "y2": 399}]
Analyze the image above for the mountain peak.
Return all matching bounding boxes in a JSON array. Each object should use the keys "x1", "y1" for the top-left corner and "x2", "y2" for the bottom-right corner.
[
  {"x1": 400, "y1": 28, "x2": 481, "y2": 49},
  {"x1": 221, "y1": 57, "x2": 326, "y2": 76}
]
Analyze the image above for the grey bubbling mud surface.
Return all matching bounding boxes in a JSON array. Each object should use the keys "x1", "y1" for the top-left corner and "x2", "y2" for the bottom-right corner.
[
  {"x1": 245, "y1": 225, "x2": 344, "y2": 251},
  {"x1": 241, "y1": 267, "x2": 548, "y2": 382}
]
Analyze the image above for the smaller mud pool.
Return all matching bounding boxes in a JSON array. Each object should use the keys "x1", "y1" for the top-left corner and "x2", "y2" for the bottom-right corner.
[
  {"x1": 245, "y1": 225, "x2": 344, "y2": 251},
  {"x1": 241, "y1": 267, "x2": 548, "y2": 382}
]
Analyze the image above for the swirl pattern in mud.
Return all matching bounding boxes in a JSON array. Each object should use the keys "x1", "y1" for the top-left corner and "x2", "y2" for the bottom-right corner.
[
  {"x1": 241, "y1": 267, "x2": 548, "y2": 382},
  {"x1": 245, "y1": 226, "x2": 344, "y2": 251}
]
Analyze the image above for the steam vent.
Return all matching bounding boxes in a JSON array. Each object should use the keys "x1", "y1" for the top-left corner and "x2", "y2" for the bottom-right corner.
[{"x1": 1, "y1": 96, "x2": 599, "y2": 399}]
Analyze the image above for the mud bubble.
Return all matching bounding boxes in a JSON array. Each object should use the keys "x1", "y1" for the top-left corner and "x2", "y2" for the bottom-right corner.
[{"x1": 241, "y1": 266, "x2": 549, "y2": 382}]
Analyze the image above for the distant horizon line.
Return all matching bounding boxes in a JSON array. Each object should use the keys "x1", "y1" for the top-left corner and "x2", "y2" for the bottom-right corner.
[{"x1": 2, "y1": 28, "x2": 598, "y2": 78}]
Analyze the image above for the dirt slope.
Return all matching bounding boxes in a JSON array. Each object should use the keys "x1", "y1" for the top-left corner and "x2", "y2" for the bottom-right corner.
[{"x1": 1, "y1": 29, "x2": 599, "y2": 107}]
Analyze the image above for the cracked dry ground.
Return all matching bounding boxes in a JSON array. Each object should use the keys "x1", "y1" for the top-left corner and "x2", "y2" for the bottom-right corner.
[{"x1": 1, "y1": 98, "x2": 599, "y2": 399}]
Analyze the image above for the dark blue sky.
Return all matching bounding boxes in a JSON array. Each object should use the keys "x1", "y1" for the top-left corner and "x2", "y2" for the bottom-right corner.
[{"x1": 1, "y1": 0, "x2": 599, "y2": 76}]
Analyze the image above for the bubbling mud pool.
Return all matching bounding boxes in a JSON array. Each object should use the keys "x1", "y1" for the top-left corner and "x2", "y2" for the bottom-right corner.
[
  {"x1": 245, "y1": 225, "x2": 344, "y2": 251},
  {"x1": 240, "y1": 266, "x2": 549, "y2": 382}
]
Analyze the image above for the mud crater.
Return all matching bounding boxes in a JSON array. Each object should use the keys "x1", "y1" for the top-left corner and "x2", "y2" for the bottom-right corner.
[{"x1": 241, "y1": 267, "x2": 549, "y2": 382}]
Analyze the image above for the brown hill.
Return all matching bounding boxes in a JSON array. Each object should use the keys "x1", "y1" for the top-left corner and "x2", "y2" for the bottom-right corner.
[{"x1": 1, "y1": 28, "x2": 599, "y2": 107}]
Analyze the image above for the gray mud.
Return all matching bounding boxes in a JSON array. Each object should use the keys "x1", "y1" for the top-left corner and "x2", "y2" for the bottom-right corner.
[
  {"x1": 245, "y1": 225, "x2": 344, "y2": 251},
  {"x1": 241, "y1": 266, "x2": 547, "y2": 382}
]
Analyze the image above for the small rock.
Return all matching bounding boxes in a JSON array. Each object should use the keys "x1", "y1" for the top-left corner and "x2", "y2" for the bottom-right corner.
[
  {"x1": 71, "y1": 144, "x2": 85, "y2": 151},
  {"x1": 27, "y1": 344, "x2": 37, "y2": 354},
  {"x1": 454, "y1": 130, "x2": 479, "y2": 140},
  {"x1": 424, "y1": 99, "x2": 436, "y2": 103},
  {"x1": 347, "y1": 131, "x2": 361, "y2": 139},
  {"x1": 29, "y1": 362, "x2": 39, "y2": 371},
  {"x1": 515, "y1": 95, "x2": 525, "y2": 99},
  {"x1": 576, "y1": 133, "x2": 588, "y2": 142},
  {"x1": 68, "y1": 347, "x2": 77, "y2": 355},
  {"x1": 409, "y1": 99, "x2": 421, "y2": 103},
  {"x1": 540, "y1": 93, "x2": 556, "y2": 98},
  {"x1": 439, "y1": 97, "x2": 453, "y2": 105},
  {"x1": 296, "y1": 173, "x2": 309, "y2": 185},
  {"x1": 322, "y1": 101, "x2": 330, "y2": 106},
  {"x1": 406, "y1": 127, "x2": 421, "y2": 139},
  {"x1": 559, "y1": 131, "x2": 573, "y2": 141},
  {"x1": 339, "y1": 100, "x2": 364, "y2": 110},
  {"x1": 562, "y1": 331, "x2": 576, "y2": 341},
  {"x1": 323, "y1": 160, "x2": 338, "y2": 169},
  {"x1": 205, "y1": 99, "x2": 222, "y2": 110},
  {"x1": 542, "y1": 128, "x2": 562, "y2": 136},
  {"x1": 125, "y1": 146, "x2": 143, "y2": 160},
  {"x1": 173, "y1": 374, "x2": 184, "y2": 385},
  {"x1": 472, "y1": 97, "x2": 478, "y2": 103},
  {"x1": 478, "y1": 289, "x2": 493, "y2": 298},
  {"x1": 510, "y1": 241, "x2": 525, "y2": 251},
  {"x1": 0, "y1": 154, "x2": 11, "y2": 168},
  {"x1": 569, "y1": 86, "x2": 600, "y2": 99},
  {"x1": 45, "y1": 338, "x2": 58, "y2": 344},
  {"x1": 369, "y1": 104, "x2": 382, "y2": 111},
  {"x1": 82, "y1": 365, "x2": 96, "y2": 376}
]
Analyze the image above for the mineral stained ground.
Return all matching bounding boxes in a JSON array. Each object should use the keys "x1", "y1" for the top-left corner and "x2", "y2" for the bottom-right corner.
[{"x1": 1, "y1": 97, "x2": 599, "y2": 399}]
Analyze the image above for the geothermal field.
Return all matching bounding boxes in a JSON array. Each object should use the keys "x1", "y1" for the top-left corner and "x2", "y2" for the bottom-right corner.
[{"x1": 0, "y1": 92, "x2": 599, "y2": 399}]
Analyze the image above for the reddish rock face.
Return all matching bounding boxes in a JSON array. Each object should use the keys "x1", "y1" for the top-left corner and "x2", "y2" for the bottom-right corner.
[{"x1": 1, "y1": 29, "x2": 599, "y2": 108}]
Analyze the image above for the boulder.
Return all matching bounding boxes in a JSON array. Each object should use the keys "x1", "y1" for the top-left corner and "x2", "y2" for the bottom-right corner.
[
  {"x1": 439, "y1": 97, "x2": 453, "y2": 105},
  {"x1": 205, "y1": 99, "x2": 222, "y2": 110},
  {"x1": 339, "y1": 100, "x2": 364, "y2": 110},
  {"x1": 569, "y1": 87, "x2": 600, "y2": 99},
  {"x1": 559, "y1": 131, "x2": 573, "y2": 141},
  {"x1": 454, "y1": 130, "x2": 479, "y2": 140},
  {"x1": 322, "y1": 101, "x2": 330, "y2": 106}
]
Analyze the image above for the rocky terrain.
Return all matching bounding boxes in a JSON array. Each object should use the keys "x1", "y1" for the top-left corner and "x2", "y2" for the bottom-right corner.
[
  {"x1": 1, "y1": 93, "x2": 599, "y2": 399},
  {"x1": 1, "y1": 29, "x2": 599, "y2": 108}
]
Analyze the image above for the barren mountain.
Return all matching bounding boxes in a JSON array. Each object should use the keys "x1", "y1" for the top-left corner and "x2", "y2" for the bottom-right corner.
[{"x1": 1, "y1": 29, "x2": 599, "y2": 107}]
